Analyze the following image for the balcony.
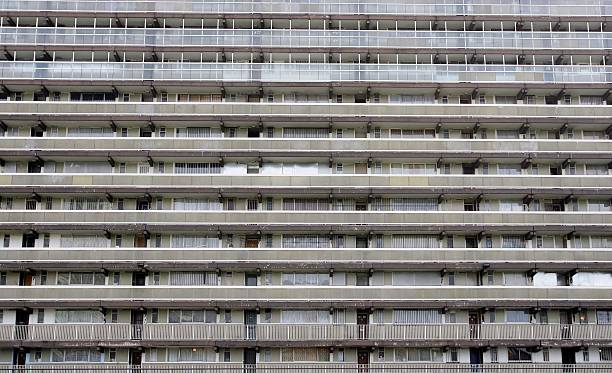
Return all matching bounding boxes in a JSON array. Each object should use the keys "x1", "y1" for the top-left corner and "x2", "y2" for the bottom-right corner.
[
  {"x1": 0, "y1": 363, "x2": 611, "y2": 373},
  {"x1": 2, "y1": 138, "x2": 612, "y2": 159},
  {"x1": 0, "y1": 0, "x2": 609, "y2": 19},
  {"x1": 0, "y1": 102, "x2": 610, "y2": 124},
  {"x1": 2, "y1": 174, "x2": 611, "y2": 193},
  {"x1": 1, "y1": 286, "x2": 611, "y2": 308},
  {"x1": 0, "y1": 211, "x2": 610, "y2": 233},
  {"x1": 1, "y1": 323, "x2": 612, "y2": 345},
  {"x1": 0, "y1": 62, "x2": 611, "y2": 85},
  {"x1": 1, "y1": 28, "x2": 610, "y2": 53},
  {"x1": 1, "y1": 248, "x2": 611, "y2": 272}
]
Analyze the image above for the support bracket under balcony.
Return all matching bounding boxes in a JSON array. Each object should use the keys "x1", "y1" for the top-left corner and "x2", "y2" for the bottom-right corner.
[
  {"x1": 107, "y1": 156, "x2": 115, "y2": 168},
  {"x1": 516, "y1": 87, "x2": 528, "y2": 100},
  {"x1": 521, "y1": 157, "x2": 532, "y2": 169},
  {"x1": 30, "y1": 192, "x2": 41, "y2": 203},
  {"x1": 519, "y1": 122, "x2": 530, "y2": 134},
  {"x1": 2, "y1": 50, "x2": 13, "y2": 61},
  {"x1": 36, "y1": 120, "x2": 47, "y2": 131},
  {"x1": 0, "y1": 120, "x2": 7, "y2": 132}
]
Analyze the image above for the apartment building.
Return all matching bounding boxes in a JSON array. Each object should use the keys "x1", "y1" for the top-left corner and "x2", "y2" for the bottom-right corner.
[{"x1": 0, "y1": 0, "x2": 611, "y2": 371}]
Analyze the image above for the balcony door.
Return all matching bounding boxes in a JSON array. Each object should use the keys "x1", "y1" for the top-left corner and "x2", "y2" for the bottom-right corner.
[
  {"x1": 357, "y1": 310, "x2": 369, "y2": 340},
  {"x1": 131, "y1": 310, "x2": 145, "y2": 340},
  {"x1": 129, "y1": 348, "x2": 142, "y2": 368},
  {"x1": 357, "y1": 349, "x2": 369, "y2": 372},
  {"x1": 243, "y1": 348, "x2": 257, "y2": 373},
  {"x1": 15, "y1": 309, "x2": 30, "y2": 340},
  {"x1": 468, "y1": 311, "x2": 481, "y2": 339},
  {"x1": 12, "y1": 349, "x2": 27, "y2": 366},
  {"x1": 244, "y1": 310, "x2": 257, "y2": 340}
]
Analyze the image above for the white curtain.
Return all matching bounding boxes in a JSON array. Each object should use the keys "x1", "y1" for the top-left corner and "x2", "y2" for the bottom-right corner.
[
  {"x1": 173, "y1": 198, "x2": 221, "y2": 211},
  {"x1": 281, "y1": 310, "x2": 330, "y2": 323},
  {"x1": 55, "y1": 310, "x2": 104, "y2": 323},
  {"x1": 167, "y1": 348, "x2": 216, "y2": 362},
  {"x1": 392, "y1": 235, "x2": 439, "y2": 248},
  {"x1": 393, "y1": 309, "x2": 443, "y2": 324},
  {"x1": 572, "y1": 272, "x2": 612, "y2": 286},
  {"x1": 395, "y1": 348, "x2": 443, "y2": 362},
  {"x1": 63, "y1": 161, "x2": 111, "y2": 173},
  {"x1": 281, "y1": 348, "x2": 329, "y2": 362},
  {"x1": 66, "y1": 127, "x2": 113, "y2": 137},
  {"x1": 52, "y1": 349, "x2": 102, "y2": 362},
  {"x1": 281, "y1": 273, "x2": 330, "y2": 285},
  {"x1": 169, "y1": 272, "x2": 218, "y2": 286},
  {"x1": 168, "y1": 309, "x2": 216, "y2": 323},
  {"x1": 60, "y1": 235, "x2": 109, "y2": 248},
  {"x1": 503, "y1": 273, "x2": 529, "y2": 286},
  {"x1": 502, "y1": 235, "x2": 526, "y2": 248},
  {"x1": 283, "y1": 198, "x2": 329, "y2": 211},
  {"x1": 392, "y1": 272, "x2": 441, "y2": 286},
  {"x1": 63, "y1": 197, "x2": 112, "y2": 210},
  {"x1": 171, "y1": 235, "x2": 219, "y2": 248},
  {"x1": 282, "y1": 235, "x2": 329, "y2": 248}
]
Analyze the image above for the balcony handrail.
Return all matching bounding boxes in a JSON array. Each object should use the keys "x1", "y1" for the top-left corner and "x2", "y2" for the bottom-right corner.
[
  {"x1": 0, "y1": 0, "x2": 610, "y2": 17},
  {"x1": 1, "y1": 28, "x2": 611, "y2": 49},
  {"x1": 3, "y1": 323, "x2": 612, "y2": 342},
  {"x1": 0, "y1": 61, "x2": 610, "y2": 83}
]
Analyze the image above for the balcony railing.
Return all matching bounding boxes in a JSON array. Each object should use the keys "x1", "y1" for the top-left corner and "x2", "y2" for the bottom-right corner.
[
  {"x1": 0, "y1": 0, "x2": 610, "y2": 17},
  {"x1": 0, "y1": 62, "x2": 610, "y2": 84},
  {"x1": 2, "y1": 363, "x2": 612, "y2": 373},
  {"x1": 1, "y1": 28, "x2": 611, "y2": 51},
  {"x1": 1, "y1": 323, "x2": 612, "y2": 343}
]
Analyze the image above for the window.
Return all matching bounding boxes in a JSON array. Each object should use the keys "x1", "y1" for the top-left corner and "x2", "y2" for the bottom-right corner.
[
  {"x1": 55, "y1": 310, "x2": 104, "y2": 323},
  {"x1": 2, "y1": 234, "x2": 9, "y2": 248},
  {"x1": 169, "y1": 272, "x2": 218, "y2": 286},
  {"x1": 392, "y1": 272, "x2": 441, "y2": 286},
  {"x1": 112, "y1": 272, "x2": 120, "y2": 285},
  {"x1": 395, "y1": 348, "x2": 443, "y2": 362},
  {"x1": 281, "y1": 310, "x2": 330, "y2": 324},
  {"x1": 57, "y1": 272, "x2": 106, "y2": 285},
  {"x1": 167, "y1": 348, "x2": 216, "y2": 362},
  {"x1": 505, "y1": 310, "x2": 531, "y2": 323},
  {"x1": 600, "y1": 347, "x2": 612, "y2": 361},
  {"x1": 356, "y1": 273, "x2": 369, "y2": 286},
  {"x1": 281, "y1": 273, "x2": 330, "y2": 286},
  {"x1": 490, "y1": 347, "x2": 498, "y2": 363},
  {"x1": 508, "y1": 347, "x2": 532, "y2": 362},
  {"x1": 502, "y1": 235, "x2": 526, "y2": 248},
  {"x1": 247, "y1": 199, "x2": 259, "y2": 211},
  {"x1": 168, "y1": 309, "x2": 217, "y2": 323},
  {"x1": 281, "y1": 348, "x2": 329, "y2": 362},
  {"x1": 597, "y1": 310, "x2": 612, "y2": 324},
  {"x1": 175, "y1": 163, "x2": 222, "y2": 174},
  {"x1": 282, "y1": 234, "x2": 329, "y2": 248},
  {"x1": 51, "y1": 349, "x2": 102, "y2": 363},
  {"x1": 393, "y1": 309, "x2": 443, "y2": 324}
]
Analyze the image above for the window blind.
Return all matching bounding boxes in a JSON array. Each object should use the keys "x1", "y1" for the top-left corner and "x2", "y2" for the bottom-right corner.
[{"x1": 169, "y1": 272, "x2": 218, "y2": 286}]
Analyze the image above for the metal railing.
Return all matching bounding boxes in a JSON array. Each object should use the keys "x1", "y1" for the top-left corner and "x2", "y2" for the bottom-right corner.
[
  {"x1": 0, "y1": 62, "x2": 610, "y2": 83},
  {"x1": 1, "y1": 28, "x2": 611, "y2": 50},
  {"x1": 1, "y1": 323, "x2": 611, "y2": 342},
  {"x1": 2, "y1": 363, "x2": 612, "y2": 372},
  {"x1": 0, "y1": 0, "x2": 611, "y2": 17}
]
